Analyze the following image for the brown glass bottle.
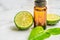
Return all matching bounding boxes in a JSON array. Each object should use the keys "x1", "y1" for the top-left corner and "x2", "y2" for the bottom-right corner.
[{"x1": 34, "y1": 1, "x2": 47, "y2": 29}]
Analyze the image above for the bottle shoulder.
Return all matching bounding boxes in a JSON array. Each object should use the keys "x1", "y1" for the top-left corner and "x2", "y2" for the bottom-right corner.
[{"x1": 34, "y1": 6, "x2": 47, "y2": 10}]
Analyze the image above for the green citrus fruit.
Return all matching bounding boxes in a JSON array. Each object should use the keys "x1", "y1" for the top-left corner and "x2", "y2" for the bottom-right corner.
[
  {"x1": 47, "y1": 14, "x2": 60, "y2": 25},
  {"x1": 14, "y1": 11, "x2": 33, "y2": 30}
]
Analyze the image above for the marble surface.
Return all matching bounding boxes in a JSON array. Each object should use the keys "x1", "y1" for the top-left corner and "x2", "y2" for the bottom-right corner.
[{"x1": 0, "y1": 0, "x2": 60, "y2": 40}]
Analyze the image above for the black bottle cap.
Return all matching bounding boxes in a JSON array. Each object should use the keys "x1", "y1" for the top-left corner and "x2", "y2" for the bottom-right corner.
[
  {"x1": 35, "y1": 0, "x2": 46, "y2": 7},
  {"x1": 35, "y1": 0, "x2": 46, "y2": 2}
]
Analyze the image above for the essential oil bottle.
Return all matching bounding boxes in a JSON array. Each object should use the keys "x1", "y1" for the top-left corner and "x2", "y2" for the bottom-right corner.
[{"x1": 34, "y1": 0, "x2": 47, "y2": 29}]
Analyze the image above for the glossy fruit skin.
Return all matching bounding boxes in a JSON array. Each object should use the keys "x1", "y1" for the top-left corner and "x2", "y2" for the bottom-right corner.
[
  {"x1": 47, "y1": 20, "x2": 59, "y2": 25},
  {"x1": 14, "y1": 11, "x2": 33, "y2": 30}
]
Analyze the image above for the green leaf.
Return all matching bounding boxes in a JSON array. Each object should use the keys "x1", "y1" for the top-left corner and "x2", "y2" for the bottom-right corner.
[
  {"x1": 28, "y1": 26, "x2": 44, "y2": 40},
  {"x1": 33, "y1": 32, "x2": 50, "y2": 40},
  {"x1": 47, "y1": 28, "x2": 60, "y2": 35},
  {"x1": 28, "y1": 26, "x2": 51, "y2": 40},
  {"x1": 28, "y1": 26, "x2": 60, "y2": 40}
]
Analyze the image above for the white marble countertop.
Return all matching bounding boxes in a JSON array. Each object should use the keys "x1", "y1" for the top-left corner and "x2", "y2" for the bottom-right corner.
[{"x1": 0, "y1": 0, "x2": 60, "y2": 40}]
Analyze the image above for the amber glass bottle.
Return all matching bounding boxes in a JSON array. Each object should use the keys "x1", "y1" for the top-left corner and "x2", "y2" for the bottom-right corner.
[{"x1": 34, "y1": 0, "x2": 47, "y2": 29}]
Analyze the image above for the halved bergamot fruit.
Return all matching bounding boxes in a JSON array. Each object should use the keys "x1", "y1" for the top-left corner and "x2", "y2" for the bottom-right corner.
[
  {"x1": 47, "y1": 14, "x2": 60, "y2": 25},
  {"x1": 14, "y1": 11, "x2": 33, "y2": 30}
]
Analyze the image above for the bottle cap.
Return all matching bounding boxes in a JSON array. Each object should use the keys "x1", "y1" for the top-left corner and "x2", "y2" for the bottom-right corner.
[
  {"x1": 35, "y1": 1, "x2": 46, "y2": 7},
  {"x1": 35, "y1": 0, "x2": 46, "y2": 2}
]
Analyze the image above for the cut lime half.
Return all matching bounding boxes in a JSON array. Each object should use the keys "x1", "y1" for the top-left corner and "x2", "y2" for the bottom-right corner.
[
  {"x1": 47, "y1": 14, "x2": 60, "y2": 25},
  {"x1": 14, "y1": 11, "x2": 33, "y2": 30}
]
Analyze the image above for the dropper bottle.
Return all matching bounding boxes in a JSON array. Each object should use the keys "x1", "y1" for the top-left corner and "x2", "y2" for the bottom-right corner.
[{"x1": 34, "y1": 0, "x2": 47, "y2": 29}]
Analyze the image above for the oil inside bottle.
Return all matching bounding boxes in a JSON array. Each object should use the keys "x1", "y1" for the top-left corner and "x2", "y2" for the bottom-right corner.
[{"x1": 34, "y1": 0, "x2": 47, "y2": 29}]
